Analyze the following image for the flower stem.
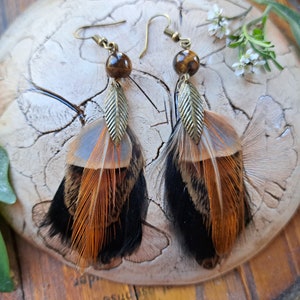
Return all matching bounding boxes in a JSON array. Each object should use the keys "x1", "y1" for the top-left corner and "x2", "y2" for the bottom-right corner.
[
  {"x1": 242, "y1": 24, "x2": 272, "y2": 47},
  {"x1": 245, "y1": 4, "x2": 272, "y2": 28},
  {"x1": 242, "y1": 5, "x2": 273, "y2": 48},
  {"x1": 226, "y1": 6, "x2": 252, "y2": 20}
]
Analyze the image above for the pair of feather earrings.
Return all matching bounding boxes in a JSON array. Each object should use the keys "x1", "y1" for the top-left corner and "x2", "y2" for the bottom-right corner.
[{"x1": 41, "y1": 15, "x2": 250, "y2": 269}]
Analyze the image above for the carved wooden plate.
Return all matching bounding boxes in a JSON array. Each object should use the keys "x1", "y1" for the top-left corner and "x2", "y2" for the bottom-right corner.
[{"x1": 0, "y1": 0, "x2": 299, "y2": 285}]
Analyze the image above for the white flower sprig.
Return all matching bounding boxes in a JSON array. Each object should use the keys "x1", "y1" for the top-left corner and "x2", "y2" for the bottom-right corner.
[
  {"x1": 207, "y1": 4, "x2": 230, "y2": 39},
  {"x1": 232, "y1": 49, "x2": 266, "y2": 76},
  {"x1": 206, "y1": 4, "x2": 283, "y2": 76}
]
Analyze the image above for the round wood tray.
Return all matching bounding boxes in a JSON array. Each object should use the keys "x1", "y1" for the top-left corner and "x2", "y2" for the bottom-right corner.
[{"x1": 0, "y1": 0, "x2": 299, "y2": 288}]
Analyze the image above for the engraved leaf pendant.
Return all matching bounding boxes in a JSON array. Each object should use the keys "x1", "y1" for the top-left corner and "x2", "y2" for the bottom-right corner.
[
  {"x1": 177, "y1": 80, "x2": 204, "y2": 145},
  {"x1": 104, "y1": 81, "x2": 129, "y2": 145}
]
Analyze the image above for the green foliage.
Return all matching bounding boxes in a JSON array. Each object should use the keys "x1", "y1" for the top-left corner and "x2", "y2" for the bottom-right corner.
[
  {"x1": 0, "y1": 146, "x2": 16, "y2": 292},
  {"x1": 0, "y1": 147, "x2": 16, "y2": 205},
  {"x1": 0, "y1": 231, "x2": 14, "y2": 292},
  {"x1": 208, "y1": 1, "x2": 300, "y2": 75},
  {"x1": 227, "y1": 8, "x2": 283, "y2": 72},
  {"x1": 252, "y1": 0, "x2": 300, "y2": 48}
]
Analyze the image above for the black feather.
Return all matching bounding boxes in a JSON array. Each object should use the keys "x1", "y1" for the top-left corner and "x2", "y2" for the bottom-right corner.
[
  {"x1": 98, "y1": 168, "x2": 147, "y2": 263},
  {"x1": 42, "y1": 165, "x2": 83, "y2": 242},
  {"x1": 165, "y1": 144, "x2": 218, "y2": 268}
]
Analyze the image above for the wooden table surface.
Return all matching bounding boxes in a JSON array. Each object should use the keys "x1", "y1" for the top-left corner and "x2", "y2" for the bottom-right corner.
[{"x1": 0, "y1": 1, "x2": 300, "y2": 299}]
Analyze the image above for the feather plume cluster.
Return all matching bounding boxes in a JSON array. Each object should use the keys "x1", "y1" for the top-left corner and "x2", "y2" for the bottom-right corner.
[
  {"x1": 43, "y1": 81, "x2": 148, "y2": 266},
  {"x1": 164, "y1": 79, "x2": 250, "y2": 268}
]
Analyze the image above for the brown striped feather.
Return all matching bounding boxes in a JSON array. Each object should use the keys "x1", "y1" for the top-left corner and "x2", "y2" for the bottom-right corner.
[
  {"x1": 69, "y1": 126, "x2": 129, "y2": 265},
  {"x1": 174, "y1": 110, "x2": 248, "y2": 259}
]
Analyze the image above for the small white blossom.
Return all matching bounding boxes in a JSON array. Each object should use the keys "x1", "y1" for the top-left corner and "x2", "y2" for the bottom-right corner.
[
  {"x1": 240, "y1": 49, "x2": 259, "y2": 64},
  {"x1": 207, "y1": 4, "x2": 230, "y2": 39},
  {"x1": 232, "y1": 49, "x2": 266, "y2": 76},
  {"x1": 207, "y1": 4, "x2": 223, "y2": 20},
  {"x1": 232, "y1": 62, "x2": 246, "y2": 76},
  {"x1": 252, "y1": 59, "x2": 267, "y2": 73},
  {"x1": 216, "y1": 19, "x2": 230, "y2": 38}
]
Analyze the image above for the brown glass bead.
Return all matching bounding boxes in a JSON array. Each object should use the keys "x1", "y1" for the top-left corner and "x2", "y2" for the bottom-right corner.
[
  {"x1": 173, "y1": 50, "x2": 200, "y2": 76},
  {"x1": 106, "y1": 52, "x2": 132, "y2": 78}
]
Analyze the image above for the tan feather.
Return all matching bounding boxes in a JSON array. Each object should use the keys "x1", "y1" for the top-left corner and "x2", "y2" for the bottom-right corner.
[
  {"x1": 70, "y1": 125, "x2": 129, "y2": 264},
  {"x1": 203, "y1": 152, "x2": 245, "y2": 255},
  {"x1": 67, "y1": 119, "x2": 132, "y2": 169},
  {"x1": 177, "y1": 111, "x2": 242, "y2": 212}
]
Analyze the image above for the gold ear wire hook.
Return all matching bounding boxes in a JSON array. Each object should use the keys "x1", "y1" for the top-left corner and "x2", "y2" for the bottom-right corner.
[
  {"x1": 74, "y1": 20, "x2": 126, "y2": 52},
  {"x1": 139, "y1": 14, "x2": 191, "y2": 58}
]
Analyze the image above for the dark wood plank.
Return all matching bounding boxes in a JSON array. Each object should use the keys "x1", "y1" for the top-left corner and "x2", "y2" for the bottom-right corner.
[
  {"x1": 284, "y1": 208, "x2": 300, "y2": 275},
  {"x1": 14, "y1": 234, "x2": 136, "y2": 300},
  {"x1": 249, "y1": 229, "x2": 298, "y2": 299}
]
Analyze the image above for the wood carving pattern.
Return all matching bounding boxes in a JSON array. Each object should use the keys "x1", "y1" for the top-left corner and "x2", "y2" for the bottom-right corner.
[{"x1": 0, "y1": 0, "x2": 299, "y2": 284}]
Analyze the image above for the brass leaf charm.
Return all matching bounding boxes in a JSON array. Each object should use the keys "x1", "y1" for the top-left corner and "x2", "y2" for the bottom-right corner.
[
  {"x1": 178, "y1": 80, "x2": 204, "y2": 144},
  {"x1": 104, "y1": 81, "x2": 129, "y2": 145}
]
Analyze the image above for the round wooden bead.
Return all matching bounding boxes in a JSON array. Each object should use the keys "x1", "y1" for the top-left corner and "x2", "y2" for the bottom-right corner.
[
  {"x1": 173, "y1": 49, "x2": 200, "y2": 76},
  {"x1": 106, "y1": 52, "x2": 132, "y2": 78}
]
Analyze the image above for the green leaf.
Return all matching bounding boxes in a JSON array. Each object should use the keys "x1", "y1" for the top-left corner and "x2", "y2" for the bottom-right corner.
[
  {"x1": 0, "y1": 147, "x2": 16, "y2": 204},
  {"x1": 253, "y1": 28, "x2": 262, "y2": 34},
  {"x1": 271, "y1": 58, "x2": 284, "y2": 70},
  {"x1": 229, "y1": 34, "x2": 245, "y2": 43},
  {"x1": 0, "y1": 231, "x2": 14, "y2": 292},
  {"x1": 252, "y1": 29, "x2": 264, "y2": 41},
  {"x1": 268, "y1": 2, "x2": 300, "y2": 44},
  {"x1": 252, "y1": 0, "x2": 268, "y2": 4},
  {"x1": 228, "y1": 41, "x2": 242, "y2": 48},
  {"x1": 268, "y1": 50, "x2": 276, "y2": 59},
  {"x1": 252, "y1": 0, "x2": 300, "y2": 47},
  {"x1": 264, "y1": 61, "x2": 271, "y2": 72},
  {"x1": 227, "y1": 34, "x2": 245, "y2": 48},
  {"x1": 266, "y1": 1, "x2": 300, "y2": 22},
  {"x1": 261, "y1": 14, "x2": 268, "y2": 27},
  {"x1": 242, "y1": 24, "x2": 273, "y2": 48},
  {"x1": 252, "y1": 39, "x2": 272, "y2": 48},
  {"x1": 289, "y1": 20, "x2": 300, "y2": 48}
]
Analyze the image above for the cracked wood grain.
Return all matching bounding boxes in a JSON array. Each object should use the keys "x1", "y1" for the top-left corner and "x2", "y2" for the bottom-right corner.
[{"x1": 0, "y1": 0, "x2": 299, "y2": 288}]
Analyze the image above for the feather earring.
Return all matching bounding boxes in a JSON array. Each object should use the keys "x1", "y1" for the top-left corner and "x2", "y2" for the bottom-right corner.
[
  {"x1": 140, "y1": 14, "x2": 251, "y2": 269},
  {"x1": 41, "y1": 21, "x2": 148, "y2": 266}
]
